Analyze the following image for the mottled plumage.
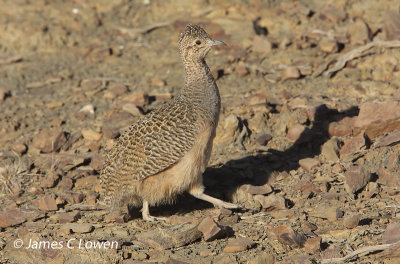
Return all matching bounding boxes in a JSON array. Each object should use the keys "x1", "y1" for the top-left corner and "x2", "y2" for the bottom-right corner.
[{"x1": 100, "y1": 24, "x2": 239, "y2": 221}]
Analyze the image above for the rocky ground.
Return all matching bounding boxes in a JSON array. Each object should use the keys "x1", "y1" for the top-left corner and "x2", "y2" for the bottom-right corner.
[{"x1": 1, "y1": 0, "x2": 400, "y2": 263}]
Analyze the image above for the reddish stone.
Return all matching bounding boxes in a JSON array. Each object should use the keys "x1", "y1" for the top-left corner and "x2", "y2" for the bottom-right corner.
[
  {"x1": 375, "y1": 130, "x2": 400, "y2": 148},
  {"x1": 345, "y1": 165, "x2": 372, "y2": 194},
  {"x1": 303, "y1": 237, "x2": 322, "y2": 253},
  {"x1": 223, "y1": 237, "x2": 254, "y2": 253},
  {"x1": 354, "y1": 101, "x2": 400, "y2": 138},
  {"x1": 340, "y1": 132, "x2": 368, "y2": 157},
  {"x1": 383, "y1": 223, "x2": 400, "y2": 244},
  {"x1": 328, "y1": 117, "x2": 355, "y2": 137},
  {"x1": 39, "y1": 195, "x2": 58, "y2": 211},
  {"x1": 254, "y1": 194, "x2": 286, "y2": 211},
  {"x1": 343, "y1": 213, "x2": 360, "y2": 229},
  {"x1": 286, "y1": 124, "x2": 306, "y2": 142},
  {"x1": 0, "y1": 209, "x2": 42, "y2": 228},
  {"x1": 63, "y1": 192, "x2": 85, "y2": 204},
  {"x1": 299, "y1": 158, "x2": 320, "y2": 172},
  {"x1": 197, "y1": 216, "x2": 224, "y2": 242},
  {"x1": 32, "y1": 128, "x2": 67, "y2": 153},
  {"x1": 275, "y1": 225, "x2": 306, "y2": 248},
  {"x1": 377, "y1": 167, "x2": 400, "y2": 186}
]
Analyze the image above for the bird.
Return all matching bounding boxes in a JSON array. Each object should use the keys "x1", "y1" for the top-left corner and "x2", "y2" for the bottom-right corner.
[{"x1": 100, "y1": 24, "x2": 240, "y2": 221}]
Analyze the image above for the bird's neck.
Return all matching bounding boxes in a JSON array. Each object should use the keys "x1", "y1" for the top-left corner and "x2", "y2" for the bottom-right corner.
[{"x1": 180, "y1": 59, "x2": 221, "y2": 116}]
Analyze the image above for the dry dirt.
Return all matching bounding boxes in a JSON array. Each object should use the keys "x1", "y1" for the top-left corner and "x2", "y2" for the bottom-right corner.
[{"x1": 1, "y1": 0, "x2": 400, "y2": 263}]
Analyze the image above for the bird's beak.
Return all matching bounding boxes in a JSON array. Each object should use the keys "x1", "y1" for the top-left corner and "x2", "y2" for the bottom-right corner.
[{"x1": 211, "y1": 39, "x2": 227, "y2": 46}]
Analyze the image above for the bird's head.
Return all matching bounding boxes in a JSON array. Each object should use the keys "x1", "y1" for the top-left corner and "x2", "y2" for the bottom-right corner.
[{"x1": 179, "y1": 24, "x2": 226, "y2": 63}]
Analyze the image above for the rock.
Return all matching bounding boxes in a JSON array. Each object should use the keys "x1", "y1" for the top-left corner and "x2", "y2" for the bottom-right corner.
[
  {"x1": 215, "y1": 114, "x2": 240, "y2": 143},
  {"x1": 75, "y1": 175, "x2": 99, "y2": 188},
  {"x1": 55, "y1": 197, "x2": 65, "y2": 205},
  {"x1": 235, "y1": 64, "x2": 249, "y2": 77},
  {"x1": 319, "y1": 5, "x2": 346, "y2": 23},
  {"x1": 64, "y1": 223, "x2": 94, "y2": 233},
  {"x1": 321, "y1": 137, "x2": 340, "y2": 162},
  {"x1": 58, "y1": 177, "x2": 74, "y2": 191},
  {"x1": 85, "y1": 192, "x2": 99, "y2": 205},
  {"x1": 107, "y1": 82, "x2": 128, "y2": 96},
  {"x1": 32, "y1": 128, "x2": 67, "y2": 153},
  {"x1": 281, "y1": 66, "x2": 300, "y2": 81},
  {"x1": 340, "y1": 132, "x2": 368, "y2": 158},
  {"x1": 102, "y1": 112, "x2": 136, "y2": 139},
  {"x1": 11, "y1": 143, "x2": 27, "y2": 155},
  {"x1": 310, "y1": 205, "x2": 344, "y2": 221},
  {"x1": 168, "y1": 215, "x2": 199, "y2": 225},
  {"x1": 377, "y1": 167, "x2": 399, "y2": 186},
  {"x1": 165, "y1": 259, "x2": 189, "y2": 264},
  {"x1": 248, "y1": 252, "x2": 275, "y2": 264},
  {"x1": 213, "y1": 255, "x2": 237, "y2": 264},
  {"x1": 56, "y1": 211, "x2": 81, "y2": 223},
  {"x1": 46, "y1": 101, "x2": 64, "y2": 109},
  {"x1": 343, "y1": 213, "x2": 360, "y2": 229},
  {"x1": 79, "y1": 104, "x2": 95, "y2": 115},
  {"x1": 297, "y1": 180, "x2": 321, "y2": 194},
  {"x1": 303, "y1": 236, "x2": 321, "y2": 254},
  {"x1": 288, "y1": 255, "x2": 313, "y2": 264},
  {"x1": 39, "y1": 195, "x2": 58, "y2": 211},
  {"x1": 246, "y1": 184, "x2": 273, "y2": 195},
  {"x1": 298, "y1": 158, "x2": 320, "y2": 172},
  {"x1": 255, "y1": 134, "x2": 272, "y2": 146},
  {"x1": 0, "y1": 209, "x2": 42, "y2": 228},
  {"x1": 89, "y1": 154, "x2": 105, "y2": 171},
  {"x1": 354, "y1": 101, "x2": 400, "y2": 138},
  {"x1": 252, "y1": 35, "x2": 272, "y2": 54},
  {"x1": 328, "y1": 117, "x2": 355, "y2": 137},
  {"x1": 81, "y1": 129, "x2": 102, "y2": 141},
  {"x1": 319, "y1": 37, "x2": 338, "y2": 53},
  {"x1": 223, "y1": 237, "x2": 254, "y2": 253},
  {"x1": 197, "y1": 216, "x2": 224, "y2": 242},
  {"x1": 63, "y1": 192, "x2": 85, "y2": 204},
  {"x1": 275, "y1": 225, "x2": 306, "y2": 248},
  {"x1": 383, "y1": 223, "x2": 400, "y2": 244},
  {"x1": 344, "y1": 165, "x2": 372, "y2": 194},
  {"x1": 286, "y1": 124, "x2": 305, "y2": 142},
  {"x1": 0, "y1": 87, "x2": 11, "y2": 102},
  {"x1": 80, "y1": 79, "x2": 102, "y2": 91},
  {"x1": 229, "y1": 185, "x2": 255, "y2": 208},
  {"x1": 385, "y1": 10, "x2": 400, "y2": 40},
  {"x1": 375, "y1": 130, "x2": 400, "y2": 148},
  {"x1": 151, "y1": 77, "x2": 166, "y2": 87},
  {"x1": 40, "y1": 171, "x2": 60, "y2": 188},
  {"x1": 218, "y1": 214, "x2": 239, "y2": 226},
  {"x1": 303, "y1": 221, "x2": 318, "y2": 235},
  {"x1": 122, "y1": 91, "x2": 149, "y2": 107},
  {"x1": 122, "y1": 103, "x2": 141, "y2": 116},
  {"x1": 136, "y1": 223, "x2": 202, "y2": 249},
  {"x1": 348, "y1": 19, "x2": 370, "y2": 45},
  {"x1": 254, "y1": 194, "x2": 286, "y2": 211},
  {"x1": 104, "y1": 211, "x2": 130, "y2": 223}
]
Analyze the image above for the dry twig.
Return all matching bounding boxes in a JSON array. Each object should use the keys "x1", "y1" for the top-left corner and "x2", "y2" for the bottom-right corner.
[
  {"x1": 321, "y1": 40, "x2": 400, "y2": 77},
  {"x1": 321, "y1": 240, "x2": 400, "y2": 263}
]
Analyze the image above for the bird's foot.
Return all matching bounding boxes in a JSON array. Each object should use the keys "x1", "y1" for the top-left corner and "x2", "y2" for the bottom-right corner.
[
  {"x1": 218, "y1": 201, "x2": 242, "y2": 210},
  {"x1": 142, "y1": 214, "x2": 167, "y2": 222},
  {"x1": 141, "y1": 200, "x2": 167, "y2": 222},
  {"x1": 189, "y1": 190, "x2": 243, "y2": 210}
]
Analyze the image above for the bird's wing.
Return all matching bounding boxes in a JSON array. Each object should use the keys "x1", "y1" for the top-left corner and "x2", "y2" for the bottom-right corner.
[{"x1": 104, "y1": 100, "x2": 197, "y2": 181}]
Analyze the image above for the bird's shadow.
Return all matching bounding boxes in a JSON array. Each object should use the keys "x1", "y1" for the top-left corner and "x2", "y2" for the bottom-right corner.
[{"x1": 147, "y1": 103, "x2": 359, "y2": 218}]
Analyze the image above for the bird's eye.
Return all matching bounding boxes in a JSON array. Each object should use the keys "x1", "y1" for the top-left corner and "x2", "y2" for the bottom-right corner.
[{"x1": 195, "y1": 40, "x2": 201, "y2": 45}]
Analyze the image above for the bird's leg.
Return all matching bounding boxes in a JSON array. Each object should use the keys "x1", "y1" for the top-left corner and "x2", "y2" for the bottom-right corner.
[
  {"x1": 189, "y1": 187, "x2": 241, "y2": 209},
  {"x1": 141, "y1": 200, "x2": 167, "y2": 222}
]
